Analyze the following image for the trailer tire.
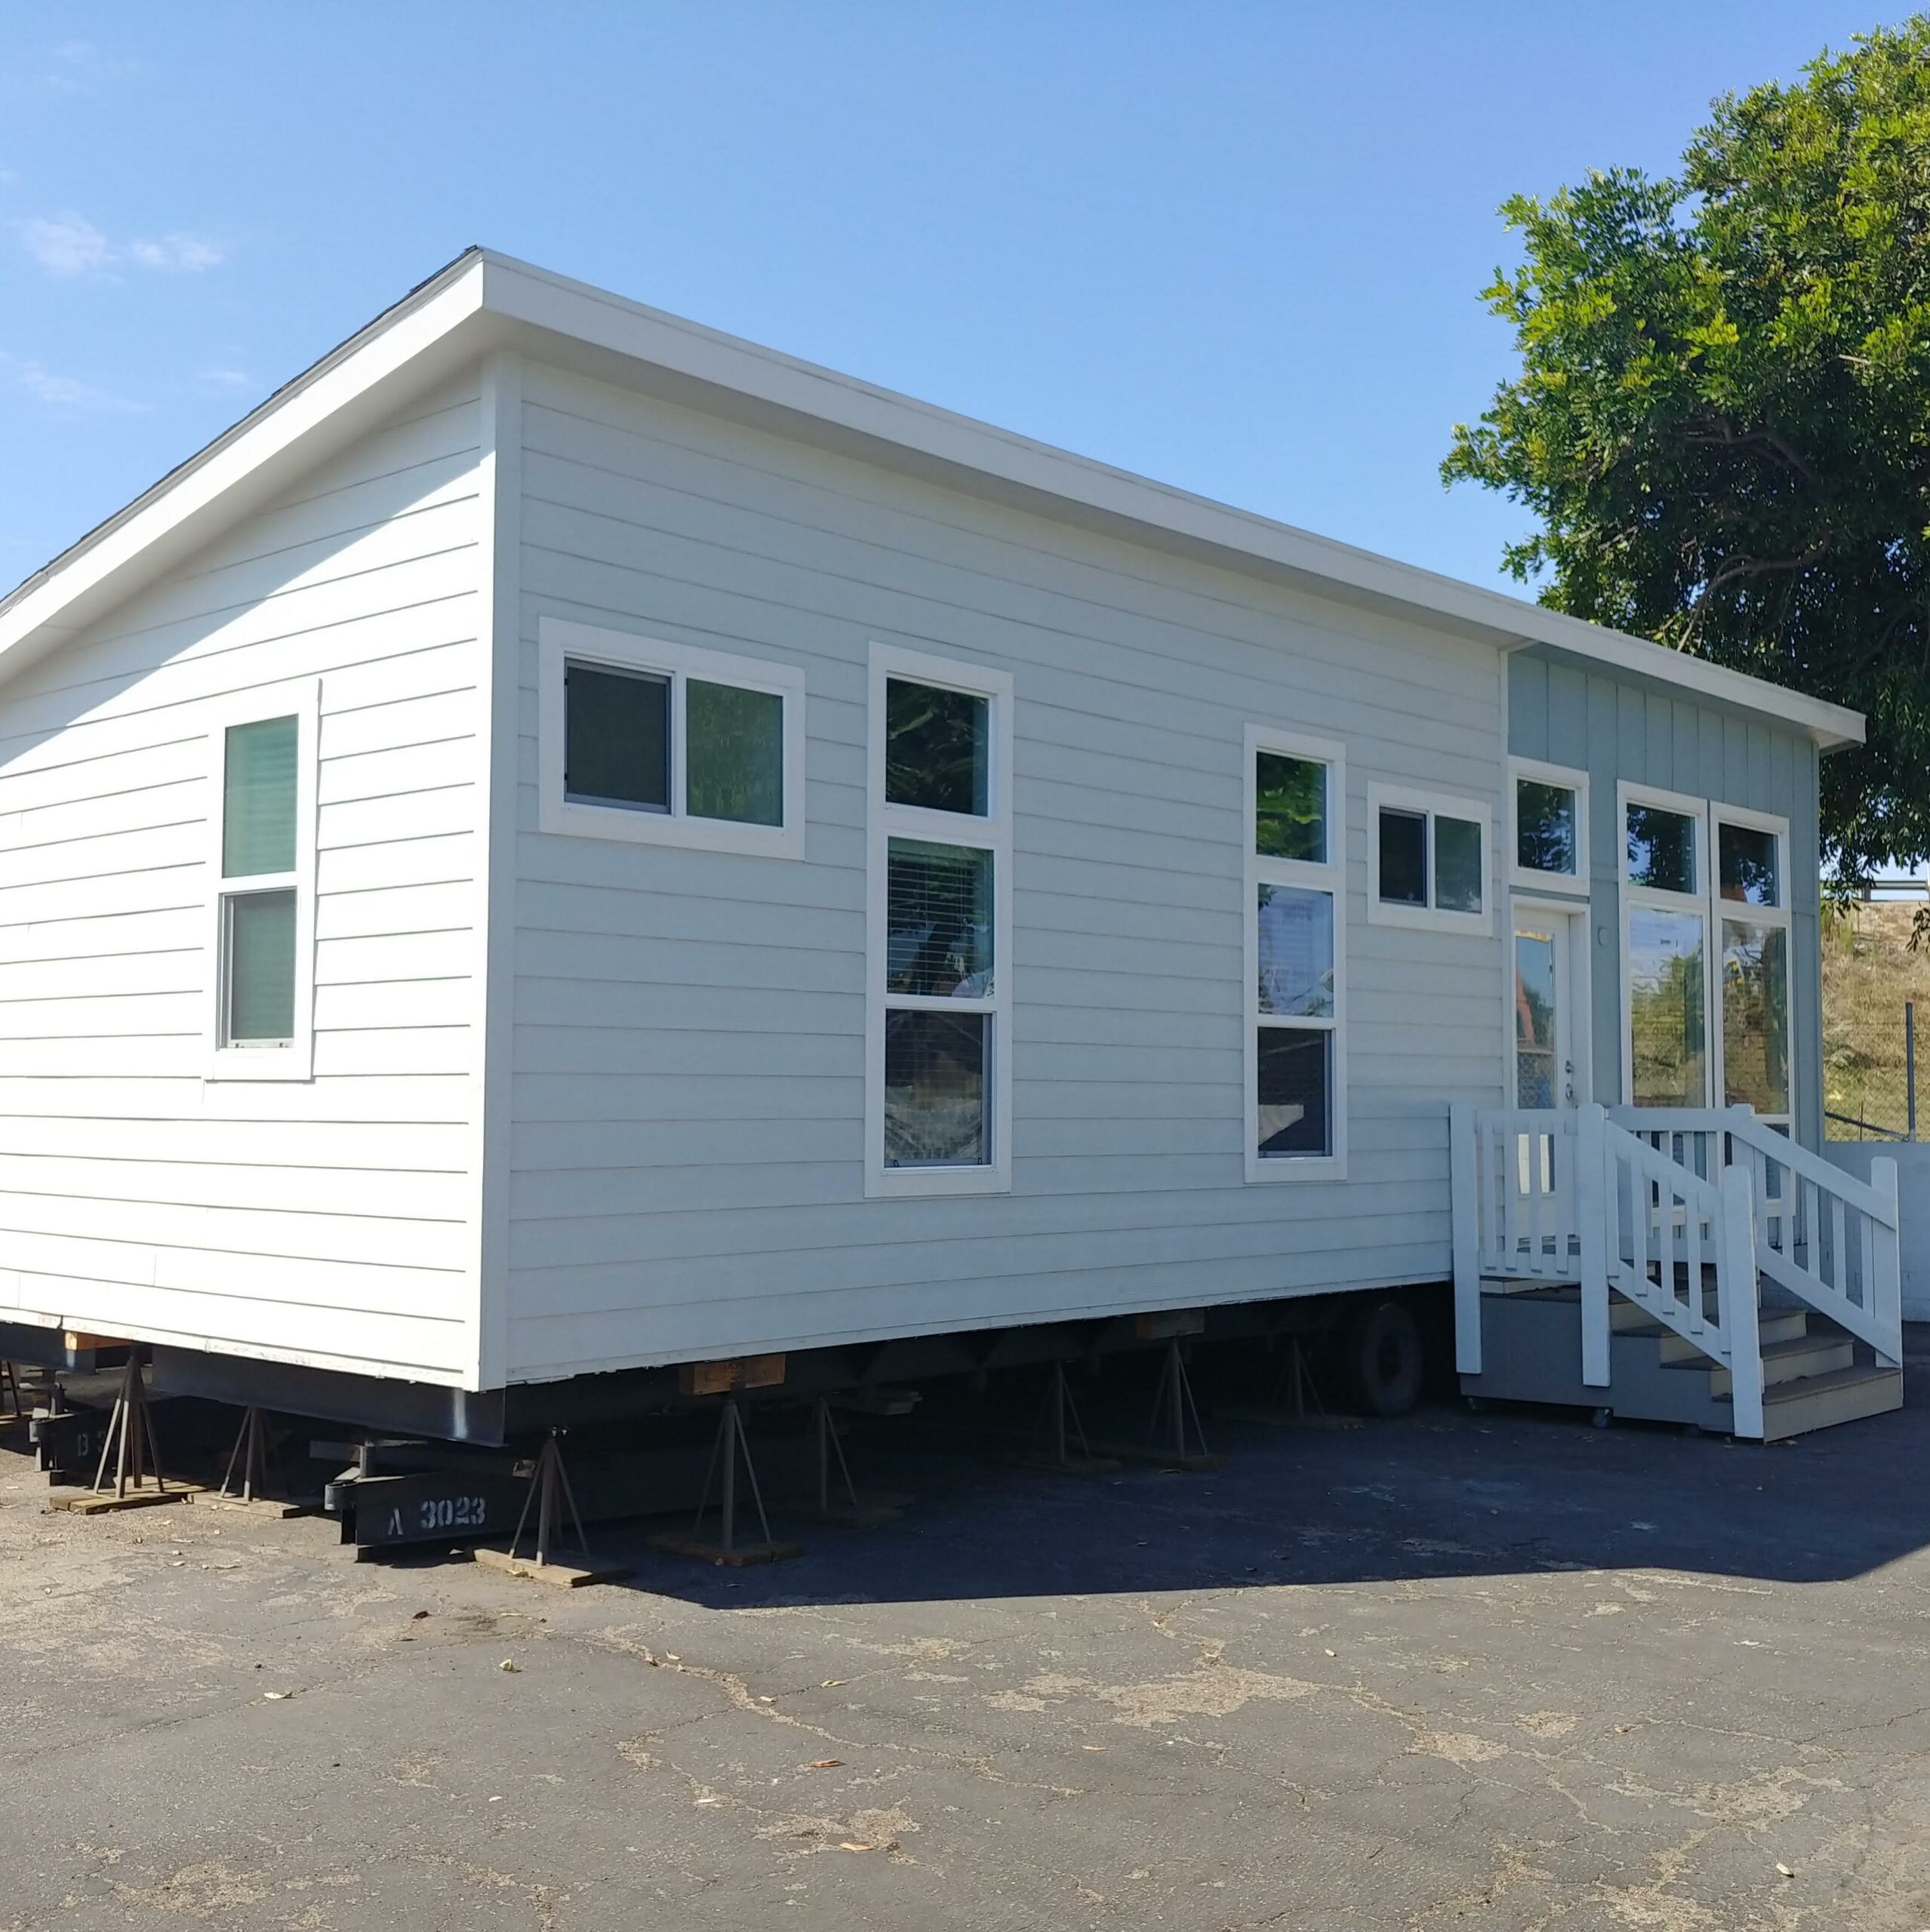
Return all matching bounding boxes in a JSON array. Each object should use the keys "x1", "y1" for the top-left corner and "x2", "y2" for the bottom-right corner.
[{"x1": 1341, "y1": 1297, "x2": 1427, "y2": 1417}]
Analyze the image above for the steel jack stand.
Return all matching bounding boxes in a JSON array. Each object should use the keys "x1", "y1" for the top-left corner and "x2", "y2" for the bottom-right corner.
[
  {"x1": 790, "y1": 1398, "x2": 910, "y2": 1526},
  {"x1": 56, "y1": 1357, "x2": 199, "y2": 1512},
  {"x1": 1138, "y1": 1341, "x2": 1221, "y2": 1471},
  {"x1": 650, "y1": 1396, "x2": 802, "y2": 1567},
  {"x1": 476, "y1": 1432, "x2": 628, "y2": 1589},
  {"x1": 1004, "y1": 1363, "x2": 1119, "y2": 1475},
  {"x1": 206, "y1": 1406, "x2": 305, "y2": 1517},
  {"x1": 0, "y1": 1361, "x2": 23, "y2": 1429}
]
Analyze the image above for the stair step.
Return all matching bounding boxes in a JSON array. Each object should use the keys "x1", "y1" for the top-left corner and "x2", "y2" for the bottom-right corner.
[
  {"x1": 1759, "y1": 1364, "x2": 1904, "y2": 1441},
  {"x1": 1653, "y1": 1309, "x2": 1808, "y2": 1362},
  {"x1": 1707, "y1": 1332, "x2": 1854, "y2": 1397}
]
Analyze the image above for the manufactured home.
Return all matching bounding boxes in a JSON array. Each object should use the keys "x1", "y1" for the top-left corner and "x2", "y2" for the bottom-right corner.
[{"x1": 0, "y1": 250, "x2": 1901, "y2": 1451}]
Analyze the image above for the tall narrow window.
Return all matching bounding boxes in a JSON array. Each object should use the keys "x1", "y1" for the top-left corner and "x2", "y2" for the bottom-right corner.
[
  {"x1": 1620, "y1": 787, "x2": 1710, "y2": 1109},
  {"x1": 1247, "y1": 728, "x2": 1345, "y2": 1180},
  {"x1": 868, "y1": 646, "x2": 1013, "y2": 1195},
  {"x1": 210, "y1": 689, "x2": 316, "y2": 1080}
]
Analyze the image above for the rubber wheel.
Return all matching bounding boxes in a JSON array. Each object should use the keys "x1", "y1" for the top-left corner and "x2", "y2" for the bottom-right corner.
[{"x1": 1341, "y1": 1298, "x2": 1427, "y2": 1417}]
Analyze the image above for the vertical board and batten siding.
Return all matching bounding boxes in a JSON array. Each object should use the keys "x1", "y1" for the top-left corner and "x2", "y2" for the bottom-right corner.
[
  {"x1": 505, "y1": 361, "x2": 1507, "y2": 1381},
  {"x1": 0, "y1": 376, "x2": 487, "y2": 1381},
  {"x1": 1508, "y1": 649, "x2": 1825, "y2": 1149}
]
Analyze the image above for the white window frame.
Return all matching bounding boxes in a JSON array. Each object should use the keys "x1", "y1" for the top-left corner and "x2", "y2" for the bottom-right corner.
[
  {"x1": 1508, "y1": 756, "x2": 1590, "y2": 896},
  {"x1": 205, "y1": 680, "x2": 319, "y2": 1083},
  {"x1": 865, "y1": 642, "x2": 1014, "y2": 1198},
  {"x1": 1365, "y1": 781, "x2": 1493, "y2": 935},
  {"x1": 1711, "y1": 801, "x2": 1794, "y2": 1128},
  {"x1": 538, "y1": 617, "x2": 806, "y2": 860},
  {"x1": 1245, "y1": 725, "x2": 1347, "y2": 1183},
  {"x1": 1617, "y1": 781, "x2": 1713, "y2": 1109}
]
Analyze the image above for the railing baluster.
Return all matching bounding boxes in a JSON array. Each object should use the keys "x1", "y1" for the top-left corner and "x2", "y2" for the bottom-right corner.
[
  {"x1": 1683, "y1": 1174, "x2": 1704, "y2": 1335},
  {"x1": 1831, "y1": 1193, "x2": 1848, "y2": 1299}
]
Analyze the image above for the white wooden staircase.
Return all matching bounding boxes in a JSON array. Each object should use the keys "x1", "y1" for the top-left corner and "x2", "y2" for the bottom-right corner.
[{"x1": 1451, "y1": 1105, "x2": 1904, "y2": 1441}]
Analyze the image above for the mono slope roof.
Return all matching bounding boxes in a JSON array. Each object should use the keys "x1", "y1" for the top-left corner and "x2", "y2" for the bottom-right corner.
[{"x1": 0, "y1": 247, "x2": 1864, "y2": 749}]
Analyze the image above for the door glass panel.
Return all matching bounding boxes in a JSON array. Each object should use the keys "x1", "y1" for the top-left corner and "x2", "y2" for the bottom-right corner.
[
  {"x1": 1718, "y1": 823, "x2": 1781, "y2": 906},
  {"x1": 1626, "y1": 803, "x2": 1696, "y2": 893},
  {"x1": 1516, "y1": 779, "x2": 1577, "y2": 876},
  {"x1": 1722, "y1": 919, "x2": 1790, "y2": 1115},
  {"x1": 1628, "y1": 907, "x2": 1707, "y2": 1106},
  {"x1": 1514, "y1": 927, "x2": 1559, "y2": 1109}
]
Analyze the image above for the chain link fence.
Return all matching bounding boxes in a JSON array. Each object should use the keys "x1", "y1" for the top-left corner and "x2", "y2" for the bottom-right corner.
[{"x1": 1824, "y1": 902, "x2": 1927, "y2": 1141}]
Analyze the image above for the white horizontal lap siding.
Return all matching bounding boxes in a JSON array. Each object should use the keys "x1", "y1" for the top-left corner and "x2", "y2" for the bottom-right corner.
[
  {"x1": 0, "y1": 375, "x2": 488, "y2": 1380},
  {"x1": 503, "y1": 363, "x2": 1504, "y2": 1380}
]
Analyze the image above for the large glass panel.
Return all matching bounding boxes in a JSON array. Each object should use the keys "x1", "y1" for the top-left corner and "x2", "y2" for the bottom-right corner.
[
  {"x1": 1626, "y1": 802, "x2": 1696, "y2": 894},
  {"x1": 565, "y1": 663, "x2": 669, "y2": 811},
  {"x1": 1434, "y1": 815, "x2": 1483, "y2": 913},
  {"x1": 223, "y1": 716, "x2": 298, "y2": 878},
  {"x1": 1718, "y1": 822, "x2": 1781, "y2": 906},
  {"x1": 884, "y1": 1010, "x2": 988, "y2": 1166},
  {"x1": 885, "y1": 678, "x2": 988, "y2": 816},
  {"x1": 887, "y1": 840, "x2": 993, "y2": 997},
  {"x1": 1516, "y1": 779, "x2": 1577, "y2": 876},
  {"x1": 1514, "y1": 928, "x2": 1559, "y2": 1109},
  {"x1": 1254, "y1": 752, "x2": 1326, "y2": 863},
  {"x1": 1722, "y1": 918, "x2": 1790, "y2": 1114},
  {"x1": 1378, "y1": 808, "x2": 1427, "y2": 905},
  {"x1": 224, "y1": 889, "x2": 296, "y2": 1044},
  {"x1": 1257, "y1": 884, "x2": 1333, "y2": 1019},
  {"x1": 1628, "y1": 906, "x2": 1707, "y2": 1106},
  {"x1": 686, "y1": 679, "x2": 783, "y2": 826},
  {"x1": 1257, "y1": 1027, "x2": 1331, "y2": 1158}
]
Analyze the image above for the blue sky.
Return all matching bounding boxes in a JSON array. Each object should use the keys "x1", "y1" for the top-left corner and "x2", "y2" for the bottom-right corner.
[{"x1": 0, "y1": 4, "x2": 1891, "y2": 601}]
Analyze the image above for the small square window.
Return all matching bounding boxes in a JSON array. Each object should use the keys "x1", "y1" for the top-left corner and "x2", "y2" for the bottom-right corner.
[
  {"x1": 884, "y1": 1009, "x2": 990, "y2": 1168},
  {"x1": 1257, "y1": 884, "x2": 1333, "y2": 1019},
  {"x1": 686, "y1": 679, "x2": 783, "y2": 826},
  {"x1": 565, "y1": 663, "x2": 669, "y2": 812},
  {"x1": 223, "y1": 888, "x2": 297, "y2": 1046},
  {"x1": 1516, "y1": 779, "x2": 1578, "y2": 876},
  {"x1": 885, "y1": 678, "x2": 989, "y2": 816},
  {"x1": 1377, "y1": 808, "x2": 1427, "y2": 906},
  {"x1": 887, "y1": 840, "x2": 994, "y2": 997},
  {"x1": 1434, "y1": 815, "x2": 1483, "y2": 913},
  {"x1": 1257, "y1": 1029, "x2": 1331, "y2": 1158},
  {"x1": 1255, "y1": 752, "x2": 1327, "y2": 863},
  {"x1": 223, "y1": 716, "x2": 299, "y2": 878},
  {"x1": 1627, "y1": 802, "x2": 1696, "y2": 894},
  {"x1": 1718, "y1": 822, "x2": 1780, "y2": 907}
]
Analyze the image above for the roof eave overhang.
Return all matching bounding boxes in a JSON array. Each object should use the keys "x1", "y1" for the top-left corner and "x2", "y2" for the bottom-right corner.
[{"x1": 0, "y1": 247, "x2": 1867, "y2": 755}]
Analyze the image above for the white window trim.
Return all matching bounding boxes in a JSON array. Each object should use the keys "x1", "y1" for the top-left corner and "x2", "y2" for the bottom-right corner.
[
  {"x1": 205, "y1": 679, "x2": 319, "y2": 1084},
  {"x1": 1711, "y1": 802, "x2": 1794, "y2": 1127},
  {"x1": 1245, "y1": 725, "x2": 1347, "y2": 1183},
  {"x1": 1365, "y1": 781, "x2": 1493, "y2": 935},
  {"x1": 1618, "y1": 781, "x2": 1713, "y2": 1109},
  {"x1": 537, "y1": 617, "x2": 806, "y2": 860},
  {"x1": 1508, "y1": 756, "x2": 1590, "y2": 896},
  {"x1": 865, "y1": 641, "x2": 1014, "y2": 1198}
]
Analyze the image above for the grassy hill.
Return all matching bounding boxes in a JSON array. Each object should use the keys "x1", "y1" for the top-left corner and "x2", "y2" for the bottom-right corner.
[{"x1": 1822, "y1": 901, "x2": 1930, "y2": 1140}]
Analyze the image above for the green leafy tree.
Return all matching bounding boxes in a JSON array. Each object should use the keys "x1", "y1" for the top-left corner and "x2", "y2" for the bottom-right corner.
[{"x1": 1444, "y1": 18, "x2": 1930, "y2": 883}]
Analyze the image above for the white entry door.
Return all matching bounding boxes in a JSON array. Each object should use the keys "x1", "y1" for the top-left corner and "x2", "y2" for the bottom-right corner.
[{"x1": 1513, "y1": 909, "x2": 1578, "y2": 1112}]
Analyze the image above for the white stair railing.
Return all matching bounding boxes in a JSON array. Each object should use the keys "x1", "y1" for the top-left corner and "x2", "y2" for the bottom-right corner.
[
  {"x1": 1721, "y1": 1112, "x2": 1902, "y2": 1368},
  {"x1": 1599, "y1": 1111, "x2": 1764, "y2": 1437}
]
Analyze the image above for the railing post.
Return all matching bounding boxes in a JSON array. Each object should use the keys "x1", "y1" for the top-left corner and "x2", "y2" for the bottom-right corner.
[
  {"x1": 1719, "y1": 1164, "x2": 1764, "y2": 1438},
  {"x1": 1871, "y1": 1154, "x2": 1903, "y2": 1369},
  {"x1": 1577, "y1": 1103, "x2": 1609, "y2": 1388},
  {"x1": 1451, "y1": 1103, "x2": 1481, "y2": 1374}
]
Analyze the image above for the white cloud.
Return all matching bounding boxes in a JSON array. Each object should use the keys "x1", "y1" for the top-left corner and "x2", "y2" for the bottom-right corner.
[
  {"x1": 198, "y1": 366, "x2": 255, "y2": 392},
  {"x1": 20, "y1": 212, "x2": 111, "y2": 276},
  {"x1": 0, "y1": 351, "x2": 146, "y2": 414},
  {"x1": 17, "y1": 211, "x2": 227, "y2": 278},
  {"x1": 128, "y1": 232, "x2": 225, "y2": 272}
]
